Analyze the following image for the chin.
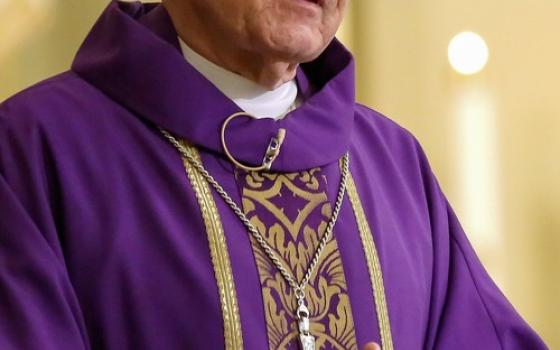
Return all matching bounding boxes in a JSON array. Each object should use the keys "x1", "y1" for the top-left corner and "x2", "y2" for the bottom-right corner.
[{"x1": 260, "y1": 28, "x2": 329, "y2": 63}]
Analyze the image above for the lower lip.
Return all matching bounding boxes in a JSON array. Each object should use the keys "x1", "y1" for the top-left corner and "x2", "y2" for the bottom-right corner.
[{"x1": 295, "y1": 0, "x2": 322, "y2": 9}]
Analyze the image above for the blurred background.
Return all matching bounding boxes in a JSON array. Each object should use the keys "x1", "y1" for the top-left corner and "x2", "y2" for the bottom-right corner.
[{"x1": 1, "y1": 0, "x2": 558, "y2": 347}]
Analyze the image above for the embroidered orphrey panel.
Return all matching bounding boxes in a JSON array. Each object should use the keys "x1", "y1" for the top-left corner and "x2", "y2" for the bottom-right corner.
[{"x1": 238, "y1": 168, "x2": 358, "y2": 350}]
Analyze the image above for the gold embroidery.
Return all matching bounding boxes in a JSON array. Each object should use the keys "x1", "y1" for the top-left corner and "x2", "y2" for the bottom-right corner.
[
  {"x1": 346, "y1": 172, "x2": 394, "y2": 350},
  {"x1": 177, "y1": 140, "x2": 391, "y2": 349},
  {"x1": 242, "y1": 168, "x2": 358, "y2": 350},
  {"x1": 181, "y1": 143, "x2": 244, "y2": 350},
  {"x1": 243, "y1": 174, "x2": 327, "y2": 240}
]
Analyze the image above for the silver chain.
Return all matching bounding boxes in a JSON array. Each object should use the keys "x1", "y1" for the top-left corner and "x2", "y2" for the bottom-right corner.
[{"x1": 160, "y1": 129, "x2": 349, "y2": 301}]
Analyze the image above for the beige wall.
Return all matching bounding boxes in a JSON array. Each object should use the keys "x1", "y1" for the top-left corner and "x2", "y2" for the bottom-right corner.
[
  {"x1": 1, "y1": 0, "x2": 558, "y2": 348},
  {"x1": 340, "y1": 1, "x2": 560, "y2": 347},
  {"x1": 0, "y1": 0, "x2": 104, "y2": 98}
]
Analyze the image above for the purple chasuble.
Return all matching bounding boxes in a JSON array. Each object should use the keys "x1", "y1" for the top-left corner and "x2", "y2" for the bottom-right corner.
[{"x1": 0, "y1": 1, "x2": 547, "y2": 349}]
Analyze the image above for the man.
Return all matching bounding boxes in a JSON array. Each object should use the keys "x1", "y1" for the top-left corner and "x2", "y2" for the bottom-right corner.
[{"x1": 0, "y1": 0, "x2": 547, "y2": 349}]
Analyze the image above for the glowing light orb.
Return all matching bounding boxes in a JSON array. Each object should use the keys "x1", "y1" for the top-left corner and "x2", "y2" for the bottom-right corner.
[{"x1": 448, "y1": 32, "x2": 489, "y2": 75}]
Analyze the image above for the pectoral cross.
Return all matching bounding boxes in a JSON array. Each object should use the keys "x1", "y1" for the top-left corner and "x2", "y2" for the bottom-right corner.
[{"x1": 297, "y1": 302, "x2": 316, "y2": 350}]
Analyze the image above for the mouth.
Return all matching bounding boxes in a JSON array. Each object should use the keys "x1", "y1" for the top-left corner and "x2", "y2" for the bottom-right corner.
[
  {"x1": 289, "y1": 0, "x2": 323, "y2": 14},
  {"x1": 297, "y1": 0, "x2": 322, "y2": 8}
]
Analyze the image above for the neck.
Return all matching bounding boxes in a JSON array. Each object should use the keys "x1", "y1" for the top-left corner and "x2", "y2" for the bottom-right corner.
[
  {"x1": 163, "y1": 1, "x2": 298, "y2": 90},
  {"x1": 179, "y1": 39, "x2": 300, "y2": 119}
]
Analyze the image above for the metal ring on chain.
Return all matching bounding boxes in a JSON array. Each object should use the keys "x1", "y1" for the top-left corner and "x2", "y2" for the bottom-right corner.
[
  {"x1": 221, "y1": 112, "x2": 286, "y2": 172},
  {"x1": 294, "y1": 287, "x2": 306, "y2": 300}
]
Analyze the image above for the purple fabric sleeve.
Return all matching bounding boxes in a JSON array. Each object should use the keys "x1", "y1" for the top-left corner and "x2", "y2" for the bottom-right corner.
[{"x1": 0, "y1": 112, "x2": 90, "y2": 350}]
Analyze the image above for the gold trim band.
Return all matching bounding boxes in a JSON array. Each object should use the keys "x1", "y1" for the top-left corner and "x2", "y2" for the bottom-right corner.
[
  {"x1": 347, "y1": 172, "x2": 394, "y2": 350},
  {"x1": 180, "y1": 142, "x2": 244, "y2": 349}
]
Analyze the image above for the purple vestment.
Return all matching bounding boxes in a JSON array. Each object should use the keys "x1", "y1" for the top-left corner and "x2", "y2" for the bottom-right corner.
[{"x1": 0, "y1": 1, "x2": 547, "y2": 349}]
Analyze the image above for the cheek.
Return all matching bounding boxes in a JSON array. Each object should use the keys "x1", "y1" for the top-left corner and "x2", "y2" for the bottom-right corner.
[
  {"x1": 325, "y1": 1, "x2": 347, "y2": 31},
  {"x1": 321, "y1": 0, "x2": 347, "y2": 33}
]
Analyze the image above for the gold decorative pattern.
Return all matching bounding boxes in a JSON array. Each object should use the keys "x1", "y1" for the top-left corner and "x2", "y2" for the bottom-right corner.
[
  {"x1": 175, "y1": 139, "x2": 391, "y2": 349},
  {"x1": 180, "y1": 143, "x2": 244, "y2": 350},
  {"x1": 241, "y1": 169, "x2": 358, "y2": 350},
  {"x1": 346, "y1": 172, "x2": 394, "y2": 350}
]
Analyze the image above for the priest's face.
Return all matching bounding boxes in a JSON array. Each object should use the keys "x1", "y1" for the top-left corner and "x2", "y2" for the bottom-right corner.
[{"x1": 177, "y1": 0, "x2": 348, "y2": 63}]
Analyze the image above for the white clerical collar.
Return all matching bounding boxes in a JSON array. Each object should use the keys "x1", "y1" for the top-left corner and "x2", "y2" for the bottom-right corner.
[{"x1": 178, "y1": 38, "x2": 298, "y2": 120}]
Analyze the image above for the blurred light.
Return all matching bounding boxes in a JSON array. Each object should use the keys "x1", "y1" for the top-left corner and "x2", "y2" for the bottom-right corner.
[
  {"x1": 454, "y1": 87, "x2": 502, "y2": 249},
  {"x1": 448, "y1": 32, "x2": 489, "y2": 75}
]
